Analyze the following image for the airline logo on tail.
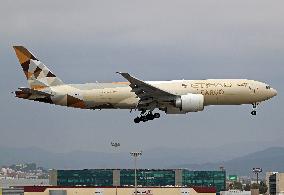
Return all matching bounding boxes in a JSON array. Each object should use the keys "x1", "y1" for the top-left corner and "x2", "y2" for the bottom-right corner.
[{"x1": 13, "y1": 46, "x2": 64, "y2": 89}]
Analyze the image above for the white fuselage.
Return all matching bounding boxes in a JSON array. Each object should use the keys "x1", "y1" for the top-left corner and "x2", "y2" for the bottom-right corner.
[{"x1": 45, "y1": 79, "x2": 277, "y2": 110}]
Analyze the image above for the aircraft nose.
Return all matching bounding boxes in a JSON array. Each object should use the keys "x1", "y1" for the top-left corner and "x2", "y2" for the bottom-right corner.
[{"x1": 271, "y1": 88, "x2": 277, "y2": 97}]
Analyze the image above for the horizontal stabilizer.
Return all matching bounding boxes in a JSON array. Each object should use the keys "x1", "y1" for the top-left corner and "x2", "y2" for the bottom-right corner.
[{"x1": 18, "y1": 87, "x2": 52, "y2": 97}]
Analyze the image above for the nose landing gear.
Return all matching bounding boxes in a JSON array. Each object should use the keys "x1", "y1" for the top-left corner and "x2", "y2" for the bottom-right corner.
[
  {"x1": 251, "y1": 103, "x2": 259, "y2": 116},
  {"x1": 251, "y1": 110, "x2": 257, "y2": 116},
  {"x1": 134, "y1": 112, "x2": 161, "y2": 123}
]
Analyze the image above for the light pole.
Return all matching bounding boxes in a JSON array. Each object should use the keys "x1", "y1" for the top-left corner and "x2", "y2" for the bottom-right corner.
[
  {"x1": 111, "y1": 141, "x2": 120, "y2": 195},
  {"x1": 130, "y1": 151, "x2": 142, "y2": 195},
  {"x1": 253, "y1": 168, "x2": 262, "y2": 185}
]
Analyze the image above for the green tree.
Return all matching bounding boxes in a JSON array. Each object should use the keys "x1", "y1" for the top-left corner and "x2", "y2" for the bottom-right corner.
[
  {"x1": 259, "y1": 181, "x2": 268, "y2": 194},
  {"x1": 250, "y1": 181, "x2": 267, "y2": 194},
  {"x1": 233, "y1": 181, "x2": 243, "y2": 190},
  {"x1": 244, "y1": 183, "x2": 251, "y2": 191},
  {"x1": 251, "y1": 183, "x2": 259, "y2": 189}
]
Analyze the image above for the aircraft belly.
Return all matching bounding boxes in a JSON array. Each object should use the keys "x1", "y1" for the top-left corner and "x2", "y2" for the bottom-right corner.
[
  {"x1": 203, "y1": 95, "x2": 218, "y2": 105},
  {"x1": 83, "y1": 88, "x2": 137, "y2": 109},
  {"x1": 215, "y1": 90, "x2": 254, "y2": 105},
  {"x1": 215, "y1": 94, "x2": 249, "y2": 105},
  {"x1": 195, "y1": 83, "x2": 254, "y2": 105}
]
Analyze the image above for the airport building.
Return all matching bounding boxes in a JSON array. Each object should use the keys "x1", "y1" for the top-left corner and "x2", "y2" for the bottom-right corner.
[
  {"x1": 266, "y1": 172, "x2": 284, "y2": 195},
  {"x1": 220, "y1": 190, "x2": 251, "y2": 195},
  {"x1": 0, "y1": 186, "x2": 217, "y2": 195},
  {"x1": 0, "y1": 187, "x2": 24, "y2": 195},
  {"x1": 49, "y1": 169, "x2": 226, "y2": 192},
  {"x1": 23, "y1": 186, "x2": 216, "y2": 195}
]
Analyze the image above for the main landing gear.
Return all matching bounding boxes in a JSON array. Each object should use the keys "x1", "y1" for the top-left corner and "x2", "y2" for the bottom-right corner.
[
  {"x1": 251, "y1": 103, "x2": 259, "y2": 116},
  {"x1": 134, "y1": 112, "x2": 160, "y2": 123}
]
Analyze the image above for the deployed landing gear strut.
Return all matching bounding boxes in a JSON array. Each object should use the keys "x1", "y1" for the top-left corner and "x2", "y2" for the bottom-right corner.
[
  {"x1": 134, "y1": 111, "x2": 160, "y2": 123},
  {"x1": 251, "y1": 103, "x2": 259, "y2": 116}
]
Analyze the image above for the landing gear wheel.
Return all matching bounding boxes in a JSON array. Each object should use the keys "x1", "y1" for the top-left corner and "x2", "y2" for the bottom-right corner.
[
  {"x1": 251, "y1": 103, "x2": 259, "y2": 116},
  {"x1": 141, "y1": 116, "x2": 148, "y2": 122},
  {"x1": 134, "y1": 117, "x2": 140, "y2": 123},
  {"x1": 146, "y1": 114, "x2": 155, "y2": 120},
  {"x1": 154, "y1": 113, "x2": 160, "y2": 118},
  {"x1": 134, "y1": 111, "x2": 161, "y2": 123},
  {"x1": 251, "y1": 110, "x2": 257, "y2": 116}
]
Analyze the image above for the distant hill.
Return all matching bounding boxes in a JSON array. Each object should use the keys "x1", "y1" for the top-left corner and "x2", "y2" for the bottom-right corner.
[
  {"x1": 0, "y1": 146, "x2": 130, "y2": 169},
  {"x1": 174, "y1": 147, "x2": 284, "y2": 176},
  {"x1": 0, "y1": 146, "x2": 283, "y2": 176}
]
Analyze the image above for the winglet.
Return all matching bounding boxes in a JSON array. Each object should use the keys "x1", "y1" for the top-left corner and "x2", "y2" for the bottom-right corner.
[{"x1": 116, "y1": 72, "x2": 131, "y2": 79}]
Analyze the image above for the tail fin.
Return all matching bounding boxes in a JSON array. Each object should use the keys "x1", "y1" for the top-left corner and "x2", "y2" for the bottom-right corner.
[{"x1": 13, "y1": 46, "x2": 64, "y2": 89}]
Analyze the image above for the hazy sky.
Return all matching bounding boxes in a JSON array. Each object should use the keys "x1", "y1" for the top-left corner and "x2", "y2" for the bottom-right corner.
[{"x1": 0, "y1": 0, "x2": 283, "y2": 153}]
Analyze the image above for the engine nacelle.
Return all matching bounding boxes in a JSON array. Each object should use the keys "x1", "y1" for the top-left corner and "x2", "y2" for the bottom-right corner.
[{"x1": 175, "y1": 93, "x2": 204, "y2": 112}]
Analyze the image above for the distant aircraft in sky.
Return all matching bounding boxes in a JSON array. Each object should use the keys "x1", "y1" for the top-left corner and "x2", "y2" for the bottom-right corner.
[{"x1": 13, "y1": 46, "x2": 277, "y2": 123}]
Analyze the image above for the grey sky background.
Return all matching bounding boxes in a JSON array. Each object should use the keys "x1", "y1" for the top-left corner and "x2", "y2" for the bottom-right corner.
[{"x1": 0, "y1": 0, "x2": 283, "y2": 154}]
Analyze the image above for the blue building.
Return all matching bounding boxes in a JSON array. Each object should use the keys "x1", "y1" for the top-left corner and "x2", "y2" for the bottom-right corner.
[{"x1": 49, "y1": 169, "x2": 226, "y2": 192}]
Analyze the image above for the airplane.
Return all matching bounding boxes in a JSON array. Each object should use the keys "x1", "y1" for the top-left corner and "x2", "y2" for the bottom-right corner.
[
  {"x1": 12, "y1": 46, "x2": 277, "y2": 123},
  {"x1": 111, "y1": 142, "x2": 120, "y2": 147}
]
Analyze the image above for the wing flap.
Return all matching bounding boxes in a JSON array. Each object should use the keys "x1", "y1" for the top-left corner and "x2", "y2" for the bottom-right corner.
[
  {"x1": 117, "y1": 72, "x2": 178, "y2": 110},
  {"x1": 117, "y1": 72, "x2": 177, "y2": 99}
]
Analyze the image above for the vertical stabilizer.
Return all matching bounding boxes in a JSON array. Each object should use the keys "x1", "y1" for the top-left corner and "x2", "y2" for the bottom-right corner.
[{"x1": 13, "y1": 46, "x2": 64, "y2": 89}]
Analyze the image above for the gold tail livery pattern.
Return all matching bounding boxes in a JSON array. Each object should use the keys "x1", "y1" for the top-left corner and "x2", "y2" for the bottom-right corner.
[{"x1": 13, "y1": 46, "x2": 64, "y2": 89}]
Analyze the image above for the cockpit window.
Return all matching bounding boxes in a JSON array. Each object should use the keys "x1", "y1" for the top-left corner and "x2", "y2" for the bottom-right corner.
[{"x1": 266, "y1": 86, "x2": 271, "y2": 89}]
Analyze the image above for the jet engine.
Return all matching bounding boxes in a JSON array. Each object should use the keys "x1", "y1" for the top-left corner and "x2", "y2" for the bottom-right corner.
[{"x1": 174, "y1": 93, "x2": 204, "y2": 112}]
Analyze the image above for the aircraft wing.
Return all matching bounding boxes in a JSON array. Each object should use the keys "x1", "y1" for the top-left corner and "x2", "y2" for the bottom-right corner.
[{"x1": 117, "y1": 72, "x2": 178, "y2": 108}]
